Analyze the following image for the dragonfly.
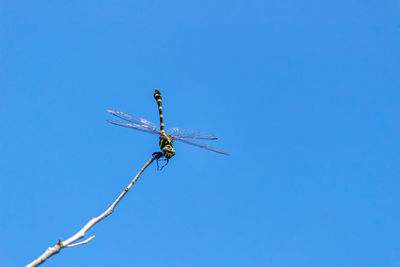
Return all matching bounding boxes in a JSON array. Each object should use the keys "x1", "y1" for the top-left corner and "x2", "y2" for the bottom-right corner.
[{"x1": 106, "y1": 89, "x2": 229, "y2": 168}]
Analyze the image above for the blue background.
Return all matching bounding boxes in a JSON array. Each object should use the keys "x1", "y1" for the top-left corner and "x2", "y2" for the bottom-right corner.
[{"x1": 1, "y1": 1, "x2": 399, "y2": 266}]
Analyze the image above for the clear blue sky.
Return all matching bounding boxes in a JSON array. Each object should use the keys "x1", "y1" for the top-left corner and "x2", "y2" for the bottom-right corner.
[{"x1": 1, "y1": 1, "x2": 399, "y2": 266}]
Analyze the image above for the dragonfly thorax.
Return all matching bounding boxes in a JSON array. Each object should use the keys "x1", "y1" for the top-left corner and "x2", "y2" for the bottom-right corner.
[{"x1": 159, "y1": 135, "x2": 175, "y2": 159}]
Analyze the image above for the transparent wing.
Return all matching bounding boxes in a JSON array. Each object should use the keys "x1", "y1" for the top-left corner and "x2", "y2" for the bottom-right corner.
[
  {"x1": 107, "y1": 109, "x2": 229, "y2": 155},
  {"x1": 167, "y1": 127, "x2": 219, "y2": 140},
  {"x1": 107, "y1": 109, "x2": 158, "y2": 130},
  {"x1": 173, "y1": 137, "x2": 230, "y2": 155},
  {"x1": 106, "y1": 120, "x2": 161, "y2": 135}
]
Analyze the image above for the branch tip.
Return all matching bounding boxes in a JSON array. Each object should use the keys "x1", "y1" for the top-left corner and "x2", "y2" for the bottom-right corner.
[{"x1": 67, "y1": 235, "x2": 95, "y2": 248}]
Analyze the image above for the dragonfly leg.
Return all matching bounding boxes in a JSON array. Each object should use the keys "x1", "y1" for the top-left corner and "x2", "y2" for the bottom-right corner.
[
  {"x1": 152, "y1": 152, "x2": 166, "y2": 170},
  {"x1": 152, "y1": 151, "x2": 164, "y2": 160},
  {"x1": 159, "y1": 158, "x2": 169, "y2": 170}
]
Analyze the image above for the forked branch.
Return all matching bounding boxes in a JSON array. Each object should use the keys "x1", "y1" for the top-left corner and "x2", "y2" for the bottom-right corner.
[{"x1": 26, "y1": 156, "x2": 156, "y2": 267}]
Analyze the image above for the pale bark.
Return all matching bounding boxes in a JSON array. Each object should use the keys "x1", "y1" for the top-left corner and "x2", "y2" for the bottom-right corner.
[{"x1": 26, "y1": 156, "x2": 156, "y2": 267}]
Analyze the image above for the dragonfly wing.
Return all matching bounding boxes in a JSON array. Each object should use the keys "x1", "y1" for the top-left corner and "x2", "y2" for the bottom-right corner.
[
  {"x1": 167, "y1": 127, "x2": 219, "y2": 140},
  {"x1": 106, "y1": 120, "x2": 160, "y2": 136},
  {"x1": 107, "y1": 109, "x2": 158, "y2": 130},
  {"x1": 173, "y1": 137, "x2": 230, "y2": 155}
]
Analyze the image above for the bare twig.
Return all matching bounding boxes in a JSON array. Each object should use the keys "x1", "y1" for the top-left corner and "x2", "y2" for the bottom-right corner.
[
  {"x1": 66, "y1": 235, "x2": 95, "y2": 248},
  {"x1": 26, "y1": 156, "x2": 156, "y2": 267}
]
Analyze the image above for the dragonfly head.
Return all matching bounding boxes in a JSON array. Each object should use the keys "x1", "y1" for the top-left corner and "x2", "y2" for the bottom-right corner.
[{"x1": 162, "y1": 146, "x2": 175, "y2": 159}]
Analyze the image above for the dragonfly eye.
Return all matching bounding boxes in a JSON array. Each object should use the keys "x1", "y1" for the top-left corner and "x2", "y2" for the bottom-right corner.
[{"x1": 162, "y1": 147, "x2": 175, "y2": 159}]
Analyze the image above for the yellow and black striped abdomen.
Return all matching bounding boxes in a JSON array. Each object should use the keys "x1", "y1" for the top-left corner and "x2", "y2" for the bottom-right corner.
[
  {"x1": 153, "y1": 89, "x2": 165, "y2": 134},
  {"x1": 154, "y1": 89, "x2": 175, "y2": 159}
]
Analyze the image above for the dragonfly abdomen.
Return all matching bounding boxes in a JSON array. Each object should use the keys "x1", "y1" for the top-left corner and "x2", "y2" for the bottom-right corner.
[
  {"x1": 153, "y1": 89, "x2": 165, "y2": 135},
  {"x1": 154, "y1": 89, "x2": 175, "y2": 159}
]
